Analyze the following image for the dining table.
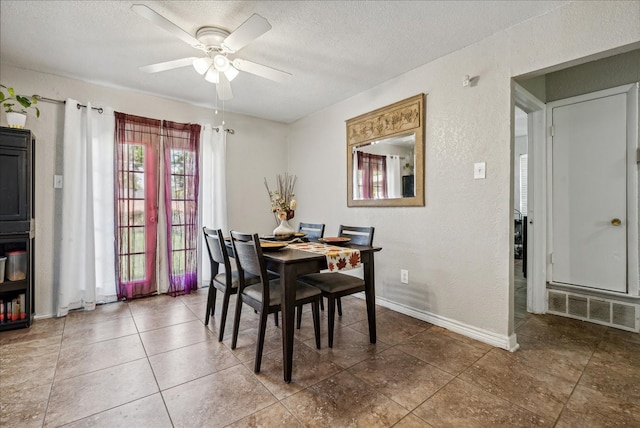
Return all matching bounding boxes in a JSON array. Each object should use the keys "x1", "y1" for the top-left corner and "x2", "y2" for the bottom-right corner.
[{"x1": 229, "y1": 237, "x2": 381, "y2": 383}]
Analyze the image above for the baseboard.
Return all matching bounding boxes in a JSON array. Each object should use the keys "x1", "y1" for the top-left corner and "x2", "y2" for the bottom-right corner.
[
  {"x1": 34, "y1": 313, "x2": 54, "y2": 320},
  {"x1": 353, "y1": 292, "x2": 519, "y2": 351}
]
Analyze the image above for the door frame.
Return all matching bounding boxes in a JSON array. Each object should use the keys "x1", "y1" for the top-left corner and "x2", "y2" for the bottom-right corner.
[
  {"x1": 514, "y1": 83, "x2": 547, "y2": 314},
  {"x1": 546, "y1": 83, "x2": 639, "y2": 296}
]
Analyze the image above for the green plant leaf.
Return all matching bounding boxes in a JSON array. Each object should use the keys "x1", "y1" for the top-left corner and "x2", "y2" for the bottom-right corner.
[{"x1": 16, "y1": 95, "x2": 32, "y2": 108}]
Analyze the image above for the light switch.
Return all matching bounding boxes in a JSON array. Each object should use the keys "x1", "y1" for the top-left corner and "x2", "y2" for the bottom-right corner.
[
  {"x1": 474, "y1": 162, "x2": 486, "y2": 179},
  {"x1": 54, "y1": 175, "x2": 63, "y2": 188}
]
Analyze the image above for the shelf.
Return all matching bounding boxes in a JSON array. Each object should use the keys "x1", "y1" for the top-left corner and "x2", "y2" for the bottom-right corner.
[
  {"x1": 0, "y1": 280, "x2": 28, "y2": 293},
  {"x1": 0, "y1": 318, "x2": 29, "y2": 331}
]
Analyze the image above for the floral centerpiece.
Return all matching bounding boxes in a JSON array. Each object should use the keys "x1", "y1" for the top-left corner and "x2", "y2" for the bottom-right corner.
[{"x1": 264, "y1": 173, "x2": 297, "y2": 238}]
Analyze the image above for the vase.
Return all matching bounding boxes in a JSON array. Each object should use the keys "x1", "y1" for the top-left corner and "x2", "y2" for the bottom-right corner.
[
  {"x1": 6, "y1": 112, "x2": 27, "y2": 129},
  {"x1": 273, "y1": 219, "x2": 295, "y2": 239}
]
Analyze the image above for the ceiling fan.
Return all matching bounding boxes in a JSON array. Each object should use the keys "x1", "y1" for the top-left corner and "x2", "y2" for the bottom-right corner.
[{"x1": 131, "y1": 4, "x2": 292, "y2": 100}]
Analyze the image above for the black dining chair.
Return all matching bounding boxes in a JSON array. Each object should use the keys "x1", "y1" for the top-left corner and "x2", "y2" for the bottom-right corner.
[
  {"x1": 295, "y1": 222, "x2": 326, "y2": 327},
  {"x1": 202, "y1": 227, "x2": 245, "y2": 342},
  {"x1": 298, "y1": 222, "x2": 325, "y2": 240},
  {"x1": 229, "y1": 230, "x2": 322, "y2": 373},
  {"x1": 298, "y1": 225, "x2": 375, "y2": 348}
]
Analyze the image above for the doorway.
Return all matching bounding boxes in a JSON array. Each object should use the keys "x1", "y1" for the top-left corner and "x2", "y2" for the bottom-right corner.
[
  {"x1": 514, "y1": 84, "x2": 547, "y2": 331},
  {"x1": 513, "y1": 106, "x2": 528, "y2": 326}
]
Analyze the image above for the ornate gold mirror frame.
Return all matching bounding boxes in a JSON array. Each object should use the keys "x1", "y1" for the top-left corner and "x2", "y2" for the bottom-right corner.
[{"x1": 347, "y1": 93, "x2": 425, "y2": 207}]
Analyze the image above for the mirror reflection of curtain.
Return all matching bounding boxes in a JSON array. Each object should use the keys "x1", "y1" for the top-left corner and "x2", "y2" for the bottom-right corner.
[
  {"x1": 357, "y1": 151, "x2": 387, "y2": 199},
  {"x1": 386, "y1": 155, "x2": 402, "y2": 199},
  {"x1": 353, "y1": 151, "x2": 361, "y2": 199}
]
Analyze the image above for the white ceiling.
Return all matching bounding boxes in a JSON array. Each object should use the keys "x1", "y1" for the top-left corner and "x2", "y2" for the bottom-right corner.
[{"x1": 0, "y1": 1, "x2": 567, "y2": 123}]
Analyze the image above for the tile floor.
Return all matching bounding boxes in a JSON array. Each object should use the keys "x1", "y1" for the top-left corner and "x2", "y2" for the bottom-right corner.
[{"x1": 1, "y1": 291, "x2": 640, "y2": 427}]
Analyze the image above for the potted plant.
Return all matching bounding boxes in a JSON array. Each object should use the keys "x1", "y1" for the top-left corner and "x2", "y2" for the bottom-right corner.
[{"x1": 1, "y1": 85, "x2": 40, "y2": 128}]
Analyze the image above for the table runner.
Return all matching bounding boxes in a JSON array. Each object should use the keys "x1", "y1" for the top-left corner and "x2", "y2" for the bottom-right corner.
[{"x1": 288, "y1": 242, "x2": 361, "y2": 272}]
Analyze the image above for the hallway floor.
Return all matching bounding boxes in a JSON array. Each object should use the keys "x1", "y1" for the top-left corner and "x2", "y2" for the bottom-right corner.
[
  {"x1": 2, "y1": 291, "x2": 639, "y2": 427},
  {"x1": 514, "y1": 258, "x2": 528, "y2": 327}
]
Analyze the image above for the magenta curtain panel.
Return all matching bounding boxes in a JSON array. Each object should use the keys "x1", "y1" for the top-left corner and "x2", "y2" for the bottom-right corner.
[
  {"x1": 163, "y1": 121, "x2": 201, "y2": 296},
  {"x1": 114, "y1": 113, "x2": 161, "y2": 300}
]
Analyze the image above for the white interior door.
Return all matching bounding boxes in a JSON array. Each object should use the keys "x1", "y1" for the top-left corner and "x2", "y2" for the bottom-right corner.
[{"x1": 551, "y1": 92, "x2": 627, "y2": 292}]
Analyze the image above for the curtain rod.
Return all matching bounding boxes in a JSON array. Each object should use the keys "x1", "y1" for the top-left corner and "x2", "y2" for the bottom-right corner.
[
  {"x1": 36, "y1": 96, "x2": 235, "y2": 133},
  {"x1": 213, "y1": 126, "x2": 235, "y2": 134},
  {"x1": 35, "y1": 95, "x2": 104, "y2": 113}
]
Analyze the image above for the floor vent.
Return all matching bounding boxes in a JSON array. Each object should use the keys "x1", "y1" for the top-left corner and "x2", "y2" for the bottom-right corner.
[{"x1": 547, "y1": 290, "x2": 640, "y2": 332}]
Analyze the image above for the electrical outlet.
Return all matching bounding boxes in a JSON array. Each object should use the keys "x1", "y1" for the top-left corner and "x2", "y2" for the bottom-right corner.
[{"x1": 400, "y1": 269, "x2": 409, "y2": 284}]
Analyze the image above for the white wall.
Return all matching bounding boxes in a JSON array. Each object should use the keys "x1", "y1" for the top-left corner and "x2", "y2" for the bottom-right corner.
[
  {"x1": 0, "y1": 65, "x2": 288, "y2": 317},
  {"x1": 288, "y1": 1, "x2": 640, "y2": 347}
]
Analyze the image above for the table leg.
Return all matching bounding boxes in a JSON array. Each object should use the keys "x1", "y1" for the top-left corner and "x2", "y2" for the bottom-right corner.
[
  {"x1": 363, "y1": 254, "x2": 377, "y2": 344},
  {"x1": 280, "y1": 264, "x2": 297, "y2": 383}
]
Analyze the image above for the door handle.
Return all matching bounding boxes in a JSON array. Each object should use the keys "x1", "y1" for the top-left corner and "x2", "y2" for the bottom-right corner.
[{"x1": 611, "y1": 218, "x2": 622, "y2": 226}]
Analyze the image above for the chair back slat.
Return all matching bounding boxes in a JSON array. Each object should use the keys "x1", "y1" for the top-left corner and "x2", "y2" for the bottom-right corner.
[
  {"x1": 203, "y1": 227, "x2": 230, "y2": 276},
  {"x1": 230, "y1": 231, "x2": 270, "y2": 304},
  {"x1": 298, "y1": 222, "x2": 325, "y2": 239},
  {"x1": 338, "y1": 225, "x2": 374, "y2": 246}
]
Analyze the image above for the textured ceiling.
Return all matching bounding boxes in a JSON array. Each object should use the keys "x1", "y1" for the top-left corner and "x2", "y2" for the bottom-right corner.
[{"x1": 0, "y1": 1, "x2": 567, "y2": 123}]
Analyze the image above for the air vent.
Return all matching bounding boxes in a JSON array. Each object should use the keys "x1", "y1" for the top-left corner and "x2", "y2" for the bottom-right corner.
[
  {"x1": 547, "y1": 290, "x2": 639, "y2": 332},
  {"x1": 613, "y1": 303, "x2": 637, "y2": 329},
  {"x1": 548, "y1": 291, "x2": 567, "y2": 313},
  {"x1": 568, "y1": 295, "x2": 588, "y2": 318}
]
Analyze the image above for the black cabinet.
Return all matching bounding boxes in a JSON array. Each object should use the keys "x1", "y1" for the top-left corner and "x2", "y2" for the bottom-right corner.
[
  {"x1": 0, "y1": 234, "x2": 32, "y2": 330},
  {"x1": 402, "y1": 175, "x2": 414, "y2": 197},
  {"x1": 0, "y1": 127, "x2": 34, "y2": 331}
]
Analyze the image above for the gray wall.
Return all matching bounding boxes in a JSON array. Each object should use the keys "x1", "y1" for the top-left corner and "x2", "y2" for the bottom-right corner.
[{"x1": 546, "y1": 49, "x2": 640, "y2": 101}]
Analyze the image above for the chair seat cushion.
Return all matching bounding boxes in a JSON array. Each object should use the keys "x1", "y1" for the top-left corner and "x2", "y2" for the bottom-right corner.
[
  {"x1": 298, "y1": 272, "x2": 364, "y2": 294},
  {"x1": 214, "y1": 270, "x2": 262, "y2": 289},
  {"x1": 244, "y1": 279, "x2": 321, "y2": 306}
]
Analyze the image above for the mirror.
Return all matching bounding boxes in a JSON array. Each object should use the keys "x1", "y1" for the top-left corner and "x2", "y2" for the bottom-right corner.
[{"x1": 347, "y1": 94, "x2": 425, "y2": 207}]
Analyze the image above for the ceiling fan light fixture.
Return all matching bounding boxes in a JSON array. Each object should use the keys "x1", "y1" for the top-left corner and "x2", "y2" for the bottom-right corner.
[
  {"x1": 193, "y1": 57, "x2": 213, "y2": 75},
  {"x1": 213, "y1": 54, "x2": 230, "y2": 71},
  {"x1": 224, "y1": 66, "x2": 239, "y2": 82},
  {"x1": 204, "y1": 68, "x2": 220, "y2": 84}
]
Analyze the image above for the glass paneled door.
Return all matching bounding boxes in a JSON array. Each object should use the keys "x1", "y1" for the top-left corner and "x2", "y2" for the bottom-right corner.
[
  {"x1": 163, "y1": 122, "x2": 200, "y2": 296},
  {"x1": 115, "y1": 113, "x2": 161, "y2": 299},
  {"x1": 117, "y1": 144, "x2": 158, "y2": 293},
  {"x1": 115, "y1": 114, "x2": 200, "y2": 299}
]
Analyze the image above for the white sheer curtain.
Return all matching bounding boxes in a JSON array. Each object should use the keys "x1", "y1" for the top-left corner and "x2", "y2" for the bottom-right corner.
[
  {"x1": 199, "y1": 125, "x2": 228, "y2": 286},
  {"x1": 57, "y1": 100, "x2": 116, "y2": 316},
  {"x1": 353, "y1": 151, "x2": 361, "y2": 199},
  {"x1": 386, "y1": 155, "x2": 402, "y2": 199}
]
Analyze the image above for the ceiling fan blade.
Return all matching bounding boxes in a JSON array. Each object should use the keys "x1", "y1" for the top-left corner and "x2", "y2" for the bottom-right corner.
[
  {"x1": 139, "y1": 57, "x2": 199, "y2": 73},
  {"x1": 232, "y1": 58, "x2": 291, "y2": 83},
  {"x1": 216, "y1": 75, "x2": 233, "y2": 100},
  {"x1": 131, "y1": 4, "x2": 202, "y2": 48},
  {"x1": 222, "y1": 14, "x2": 271, "y2": 52}
]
